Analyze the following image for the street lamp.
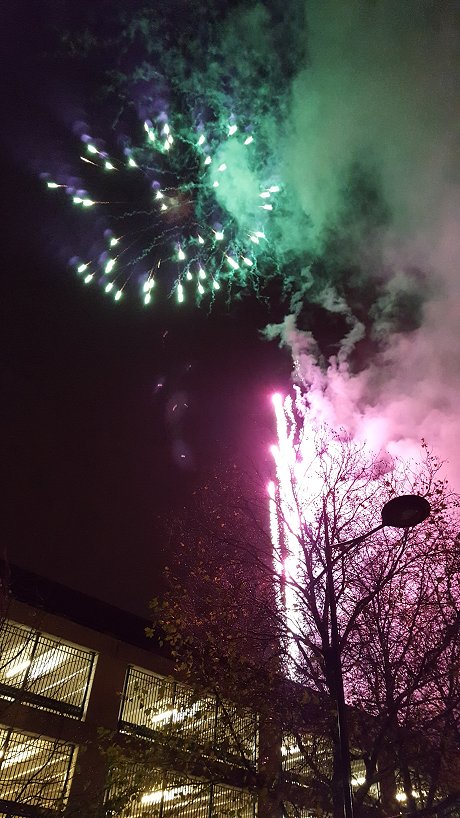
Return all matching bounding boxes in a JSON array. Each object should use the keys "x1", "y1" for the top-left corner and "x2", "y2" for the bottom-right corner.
[{"x1": 323, "y1": 494, "x2": 431, "y2": 818}]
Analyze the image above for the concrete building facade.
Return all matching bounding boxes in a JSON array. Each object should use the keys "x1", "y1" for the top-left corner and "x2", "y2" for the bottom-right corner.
[{"x1": 0, "y1": 565, "x2": 258, "y2": 818}]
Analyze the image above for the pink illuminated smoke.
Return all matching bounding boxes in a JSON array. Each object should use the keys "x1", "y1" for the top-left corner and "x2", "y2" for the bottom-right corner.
[
  {"x1": 264, "y1": 1, "x2": 458, "y2": 489},
  {"x1": 267, "y1": 388, "x2": 407, "y2": 662}
]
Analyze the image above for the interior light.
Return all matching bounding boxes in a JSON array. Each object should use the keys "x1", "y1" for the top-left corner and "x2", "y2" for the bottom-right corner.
[
  {"x1": 5, "y1": 659, "x2": 31, "y2": 679},
  {"x1": 28, "y1": 650, "x2": 65, "y2": 681},
  {"x1": 2, "y1": 743, "x2": 40, "y2": 768}
]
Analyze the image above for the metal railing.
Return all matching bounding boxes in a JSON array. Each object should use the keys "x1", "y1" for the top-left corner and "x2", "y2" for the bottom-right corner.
[
  {"x1": 119, "y1": 667, "x2": 258, "y2": 764},
  {"x1": 0, "y1": 621, "x2": 97, "y2": 720},
  {"x1": 105, "y1": 767, "x2": 257, "y2": 818},
  {"x1": 282, "y1": 734, "x2": 332, "y2": 777},
  {"x1": 0, "y1": 726, "x2": 76, "y2": 813}
]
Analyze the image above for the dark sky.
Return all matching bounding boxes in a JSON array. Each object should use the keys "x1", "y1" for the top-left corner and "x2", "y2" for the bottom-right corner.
[
  {"x1": 3, "y1": 3, "x2": 458, "y2": 614},
  {"x1": 1, "y1": 3, "x2": 291, "y2": 615}
]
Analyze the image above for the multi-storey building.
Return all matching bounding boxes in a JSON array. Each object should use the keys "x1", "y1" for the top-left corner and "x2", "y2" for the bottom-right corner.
[
  {"x1": 2, "y1": 565, "x2": 458, "y2": 818},
  {"x1": 0, "y1": 564, "x2": 259, "y2": 818}
]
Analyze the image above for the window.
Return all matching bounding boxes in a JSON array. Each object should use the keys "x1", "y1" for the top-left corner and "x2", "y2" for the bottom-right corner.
[
  {"x1": 283, "y1": 806, "x2": 317, "y2": 818},
  {"x1": 106, "y1": 767, "x2": 257, "y2": 818},
  {"x1": 0, "y1": 621, "x2": 97, "y2": 720},
  {"x1": 282, "y1": 735, "x2": 304, "y2": 773},
  {"x1": 351, "y1": 757, "x2": 379, "y2": 799},
  {"x1": 0, "y1": 726, "x2": 76, "y2": 812},
  {"x1": 395, "y1": 771, "x2": 426, "y2": 806},
  {"x1": 119, "y1": 667, "x2": 258, "y2": 764},
  {"x1": 282, "y1": 734, "x2": 332, "y2": 778},
  {"x1": 282, "y1": 735, "x2": 380, "y2": 801}
]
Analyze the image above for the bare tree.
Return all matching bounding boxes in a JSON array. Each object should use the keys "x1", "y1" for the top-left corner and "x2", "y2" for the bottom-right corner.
[{"x1": 151, "y1": 422, "x2": 460, "y2": 818}]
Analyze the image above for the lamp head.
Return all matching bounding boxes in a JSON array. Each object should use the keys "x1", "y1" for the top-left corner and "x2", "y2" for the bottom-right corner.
[{"x1": 381, "y1": 495, "x2": 431, "y2": 528}]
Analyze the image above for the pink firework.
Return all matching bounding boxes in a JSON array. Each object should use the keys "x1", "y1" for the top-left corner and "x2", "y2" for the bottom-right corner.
[{"x1": 267, "y1": 388, "x2": 401, "y2": 670}]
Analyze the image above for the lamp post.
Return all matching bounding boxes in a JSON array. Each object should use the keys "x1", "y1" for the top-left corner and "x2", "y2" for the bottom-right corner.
[{"x1": 323, "y1": 494, "x2": 431, "y2": 818}]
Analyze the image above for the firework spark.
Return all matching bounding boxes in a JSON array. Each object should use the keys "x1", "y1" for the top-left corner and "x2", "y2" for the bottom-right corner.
[
  {"x1": 44, "y1": 114, "x2": 281, "y2": 306},
  {"x1": 267, "y1": 388, "x2": 401, "y2": 667}
]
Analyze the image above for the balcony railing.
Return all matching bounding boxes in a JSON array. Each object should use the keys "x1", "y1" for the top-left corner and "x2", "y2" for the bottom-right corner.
[
  {"x1": 105, "y1": 766, "x2": 257, "y2": 818},
  {"x1": 119, "y1": 666, "x2": 258, "y2": 765},
  {"x1": 0, "y1": 621, "x2": 97, "y2": 720},
  {"x1": 0, "y1": 725, "x2": 76, "y2": 814}
]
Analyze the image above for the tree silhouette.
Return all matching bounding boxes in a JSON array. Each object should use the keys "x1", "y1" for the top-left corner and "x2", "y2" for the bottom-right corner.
[{"x1": 152, "y1": 419, "x2": 460, "y2": 818}]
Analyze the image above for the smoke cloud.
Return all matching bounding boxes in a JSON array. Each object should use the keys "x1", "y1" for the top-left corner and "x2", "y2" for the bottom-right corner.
[
  {"x1": 263, "y1": 0, "x2": 459, "y2": 485},
  {"x1": 36, "y1": 0, "x2": 460, "y2": 481}
]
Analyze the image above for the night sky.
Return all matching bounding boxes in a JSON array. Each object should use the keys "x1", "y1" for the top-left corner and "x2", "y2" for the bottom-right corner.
[
  {"x1": 2, "y1": 2, "x2": 458, "y2": 614},
  {"x1": 2, "y1": 2, "x2": 290, "y2": 614}
]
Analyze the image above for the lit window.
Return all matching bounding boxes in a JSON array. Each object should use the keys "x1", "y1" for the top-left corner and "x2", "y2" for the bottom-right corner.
[
  {"x1": 0, "y1": 621, "x2": 97, "y2": 719},
  {"x1": 283, "y1": 806, "x2": 317, "y2": 818},
  {"x1": 350, "y1": 758, "x2": 380, "y2": 800},
  {"x1": 0, "y1": 726, "x2": 76, "y2": 811},
  {"x1": 282, "y1": 733, "x2": 332, "y2": 778},
  {"x1": 119, "y1": 667, "x2": 258, "y2": 763},
  {"x1": 105, "y1": 767, "x2": 257, "y2": 818}
]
